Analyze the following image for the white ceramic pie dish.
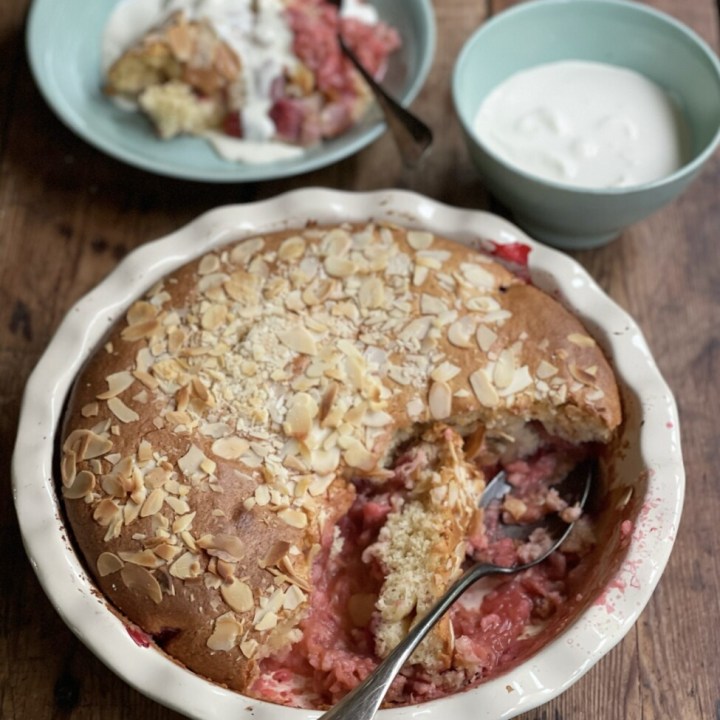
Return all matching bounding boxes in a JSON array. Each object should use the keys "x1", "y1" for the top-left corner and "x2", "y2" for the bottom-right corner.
[{"x1": 12, "y1": 188, "x2": 684, "y2": 719}]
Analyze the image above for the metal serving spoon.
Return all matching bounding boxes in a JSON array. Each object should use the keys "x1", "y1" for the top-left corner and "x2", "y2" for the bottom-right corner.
[
  {"x1": 328, "y1": 0, "x2": 433, "y2": 168},
  {"x1": 319, "y1": 460, "x2": 595, "y2": 720}
]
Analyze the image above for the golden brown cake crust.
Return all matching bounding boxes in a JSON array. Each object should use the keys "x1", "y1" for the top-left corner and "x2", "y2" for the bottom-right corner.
[{"x1": 59, "y1": 222, "x2": 621, "y2": 693}]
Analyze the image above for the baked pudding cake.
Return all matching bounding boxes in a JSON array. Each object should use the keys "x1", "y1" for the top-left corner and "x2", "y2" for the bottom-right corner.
[
  {"x1": 104, "y1": 0, "x2": 401, "y2": 148},
  {"x1": 59, "y1": 222, "x2": 621, "y2": 707}
]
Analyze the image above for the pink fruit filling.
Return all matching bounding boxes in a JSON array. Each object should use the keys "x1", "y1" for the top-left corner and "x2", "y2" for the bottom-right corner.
[{"x1": 252, "y1": 438, "x2": 598, "y2": 708}]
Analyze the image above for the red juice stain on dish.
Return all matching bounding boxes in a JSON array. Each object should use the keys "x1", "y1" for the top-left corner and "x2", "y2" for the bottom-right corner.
[
  {"x1": 487, "y1": 241, "x2": 531, "y2": 267},
  {"x1": 126, "y1": 625, "x2": 151, "y2": 648}
]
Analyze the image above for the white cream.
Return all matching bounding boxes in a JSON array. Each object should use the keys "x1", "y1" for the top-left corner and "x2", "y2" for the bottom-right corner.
[
  {"x1": 472, "y1": 60, "x2": 690, "y2": 189},
  {"x1": 103, "y1": 0, "x2": 377, "y2": 164}
]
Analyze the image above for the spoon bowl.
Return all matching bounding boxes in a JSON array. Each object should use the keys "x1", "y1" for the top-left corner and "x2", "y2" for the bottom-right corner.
[{"x1": 320, "y1": 459, "x2": 596, "y2": 720}]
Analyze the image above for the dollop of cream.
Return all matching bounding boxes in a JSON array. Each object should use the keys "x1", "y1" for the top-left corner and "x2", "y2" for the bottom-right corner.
[{"x1": 472, "y1": 60, "x2": 690, "y2": 189}]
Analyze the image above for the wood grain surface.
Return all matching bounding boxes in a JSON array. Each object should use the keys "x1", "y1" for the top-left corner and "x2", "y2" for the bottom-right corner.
[{"x1": 1, "y1": 1, "x2": 719, "y2": 718}]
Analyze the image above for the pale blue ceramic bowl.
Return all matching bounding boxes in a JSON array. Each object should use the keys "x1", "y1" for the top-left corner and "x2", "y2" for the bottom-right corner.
[
  {"x1": 453, "y1": 0, "x2": 720, "y2": 249},
  {"x1": 26, "y1": 0, "x2": 435, "y2": 182}
]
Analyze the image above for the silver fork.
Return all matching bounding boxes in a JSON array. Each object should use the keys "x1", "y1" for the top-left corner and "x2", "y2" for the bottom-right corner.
[
  {"x1": 328, "y1": 0, "x2": 433, "y2": 168},
  {"x1": 319, "y1": 460, "x2": 595, "y2": 720}
]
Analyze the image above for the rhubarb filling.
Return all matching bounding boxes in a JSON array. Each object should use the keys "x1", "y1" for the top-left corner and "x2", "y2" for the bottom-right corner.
[{"x1": 252, "y1": 424, "x2": 598, "y2": 708}]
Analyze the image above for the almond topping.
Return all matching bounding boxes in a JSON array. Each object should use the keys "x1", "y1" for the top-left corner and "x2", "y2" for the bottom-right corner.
[
  {"x1": 169, "y1": 551, "x2": 203, "y2": 580},
  {"x1": 469, "y1": 369, "x2": 500, "y2": 408},
  {"x1": 277, "y1": 235, "x2": 306, "y2": 262},
  {"x1": 428, "y1": 381, "x2": 452, "y2": 419},
  {"x1": 221, "y1": 577, "x2": 254, "y2": 613},
  {"x1": 406, "y1": 230, "x2": 434, "y2": 250},
  {"x1": 448, "y1": 316, "x2": 476, "y2": 348},
  {"x1": 278, "y1": 325, "x2": 318, "y2": 356},
  {"x1": 97, "y1": 552, "x2": 124, "y2": 577},
  {"x1": 536, "y1": 360, "x2": 559, "y2": 379},
  {"x1": 568, "y1": 333, "x2": 596, "y2": 348},
  {"x1": 118, "y1": 549, "x2": 164, "y2": 569},
  {"x1": 96, "y1": 371, "x2": 134, "y2": 400},
  {"x1": 278, "y1": 508, "x2": 308, "y2": 529},
  {"x1": 107, "y1": 397, "x2": 139, "y2": 424},
  {"x1": 324, "y1": 255, "x2": 355, "y2": 278},
  {"x1": 211, "y1": 436, "x2": 250, "y2": 460},
  {"x1": 207, "y1": 612, "x2": 243, "y2": 652},
  {"x1": 120, "y1": 564, "x2": 163, "y2": 604},
  {"x1": 63, "y1": 470, "x2": 96, "y2": 500},
  {"x1": 476, "y1": 325, "x2": 498, "y2": 353},
  {"x1": 494, "y1": 349, "x2": 516, "y2": 389}
]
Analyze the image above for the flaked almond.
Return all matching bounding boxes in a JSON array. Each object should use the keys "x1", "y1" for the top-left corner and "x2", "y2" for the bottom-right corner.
[
  {"x1": 197, "y1": 533, "x2": 244, "y2": 562},
  {"x1": 178, "y1": 444, "x2": 208, "y2": 477},
  {"x1": 340, "y1": 437, "x2": 375, "y2": 472},
  {"x1": 428, "y1": 380, "x2": 452, "y2": 419},
  {"x1": 221, "y1": 577, "x2": 254, "y2": 613},
  {"x1": 107, "y1": 397, "x2": 139, "y2": 424},
  {"x1": 284, "y1": 392, "x2": 318, "y2": 439},
  {"x1": 406, "y1": 230, "x2": 434, "y2": 250},
  {"x1": 169, "y1": 551, "x2": 203, "y2": 579},
  {"x1": 358, "y1": 276, "x2": 385, "y2": 310},
  {"x1": 283, "y1": 584, "x2": 307, "y2": 611},
  {"x1": 96, "y1": 371, "x2": 134, "y2": 400},
  {"x1": 476, "y1": 324, "x2": 498, "y2": 353},
  {"x1": 60, "y1": 450, "x2": 77, "y2": 489},
  {"x1": 211, "y1": 436, "x2": 249, "y2": 460},
  {"x1": 172, "y1": 512, "x2": 196, "y2": 534},
  {"x1": 321, "y1": 228, "x2": 353, "y2": 257},
  {"x1": 413, "y1": 265, "x2": 429, "y2": 286},
  {"x1": 240, "y1": 638, "x2": 259, "y2": 659},
  {"x1": 460, "y1": 262, "x2": 495, "y2": 289},
  {"x1": 118, "y1": 549, "x2": 164, "y2": 569},
  {"x1": 93, "y1": 499, "x2": 121, "y2": 527},
  {"x1": 121, "y1": 319, "x2": 160, "y2": 342},
  {"x1": 63, "y1": 429, "x2": 113, "y2": 461},
  {"x1": 277, "y1": 235, "x2": 306, "y2": 262},
  {"x1": 310, "y1": 447, "x2": 341, "y2": 474},
  {"x1": 497, "y1": 366, "x2": 533, "y2": 397},
  {"x1": 278, "y1": 508, "x2": 308, "y2": 529},
  {"x1": 430, "y1": 361, "x2": 461, "y2": 383},
  {"x1": 207, "y1": 612, "x2": 243, "y2": 652},
  {"x1": 493, "y1": 349, "x2": 516, "y2": 389},
  {"x1": 81, "y1": 402, "x2": 100, "y2": 418},
  {"x1": 277, "y1": 325, "x2": 318, "y2": 356},
  {"x1": 140, "y1": 488, "x2": 166, "y2": 518},
  {"x1": 97, "y1": 552, "x2": 124, "y2": 577},
  {"x1": 126, "y1": 301, "x2": 157, "y2": 326},
  {"x1": 448, "y1": 316, "x2": 475, "y2": 348},
  {"x1": 318, "y1": 382, "x2": 338, "y2": 423},
  {"x1": 420, "y1": 293, "x2": 447, "y2": 315},
  {"x1": 568, "y1": 333, "x2": 596, "y2": 348},
  {"x1": 63, "y1": 469, "x2": 96, "y2": 500},
  {"x1": 120, "y1": 564, "x2": 162, "y2": 604},
  {"x1": 324, "y1": 255, "x2": 355, "y2": 278},
  {"x1": 229, "y1": 237, "x2": 265, "y2": 266},
  {"x1": 469, "y1": 369, "x2": 500, "y2": 408},
  {"x1": 198, "y1": 253, "x2": 220, "y2": 275},
  {"x1": 254, "y1": 610, "x2": 278, "y2": 632},
  {"x1": 201, "y1": 303, "x2": 227, "y2": 331},
  {"x1": 536, "y1": 360, "x2": 558, "y2": 379}
]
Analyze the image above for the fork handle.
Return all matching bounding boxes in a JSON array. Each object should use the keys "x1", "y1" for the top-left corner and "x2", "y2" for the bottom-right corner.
[{"x1": 319, "y1": 563, "x2": 508, "y2": 720}]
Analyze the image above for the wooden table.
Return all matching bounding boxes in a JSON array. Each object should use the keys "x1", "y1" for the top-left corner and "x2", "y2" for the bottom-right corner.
[{"x1": 2, "y1": 1, "x2": 718, "y2": 718}]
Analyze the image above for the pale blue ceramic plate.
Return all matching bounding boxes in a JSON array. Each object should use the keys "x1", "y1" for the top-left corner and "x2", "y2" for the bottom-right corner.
[{"x1": 26, "y1": 0, "x2": 435, "y2": 182}]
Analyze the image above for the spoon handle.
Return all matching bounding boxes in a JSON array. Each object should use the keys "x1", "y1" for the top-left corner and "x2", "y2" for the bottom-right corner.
[
  {"x1": 319, "y1": 563, "x2": 503, "y2": 720},
  {"x1": 338, "y1": 35, "x2": 433, "y2": 169}
]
